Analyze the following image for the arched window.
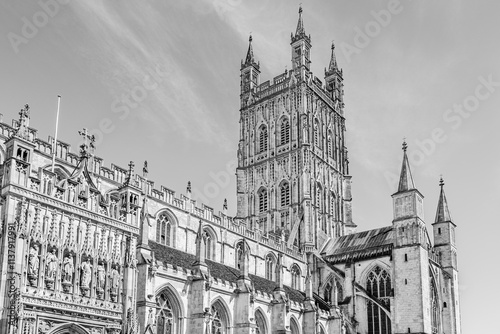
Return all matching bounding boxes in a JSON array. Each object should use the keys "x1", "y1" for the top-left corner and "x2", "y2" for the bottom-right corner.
[
  {"x1": 324, "y1": 282, "x2": 333, "y2": 303},
  {"x1": 290, "y1": 317, "x2": 300, "y2": 334},
  {"x1": 156, "y1": 213, "x2": 172, "y2": 247},
  {"x1": 366, "y1": 266, "x2": 392, "y2": 334},
  {"x1": 280, "y1": 117, "x2": 290, "y2": 145},
  {"x1": 203, "y1": 228, "x2": 216, "y2": 261},
  {"x1": 211, "y1": 302, "x2": 228, "y2": 334},
  {"x1": 336, "y1": 280, "x2": 344, "y2": 304},
  {"x1": 255, "y1": 309, "x2": 268, "y2": 334},
  {"x1": 430, "y1": 277, "x2": 440, "y2": 334},
  {"x1": 235, "y1": 241, "x2": 249, "y2": 270},
  {"x1": 258, "y1": 188, "x2": 268, "y2": 213},
  {"x1": 314, "y1": 119, "x2": 320, "y2": 148},
  {"x1": 259, "y1": 126, "x2": 268, "y2": 152},
  {"x1": 291, "y1": 264, "x2": 301, "y2": 290},
  {"x1": 265, "y1": 253, "x2": 276, "y2": 281},
  {"x1": 280, "y1": 181, "x2": 290, "y2": 207},
  {"x1": 155, "y1": 290, "x2": 180, "y2": 334}
]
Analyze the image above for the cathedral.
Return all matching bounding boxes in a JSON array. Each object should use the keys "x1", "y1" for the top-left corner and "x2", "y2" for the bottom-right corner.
[{"x1": 0, "y1": 7, "x2": 461, "y2": 334}]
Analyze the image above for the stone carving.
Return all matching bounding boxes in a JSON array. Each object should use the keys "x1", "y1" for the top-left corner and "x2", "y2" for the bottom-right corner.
[
  {"x1": 110, "y1": 266, "x2": 120, "y2": 302},
  {"x1": 96, "y1": 263, "x2": 106, "y2": 299},
  {"x1": 27, "y1": 245, "x2": 39, "y2": 286},
  {"x1": 45, "y1": 249, "x2": 58, "y2": 289},
  {"x1": 62, "y1": 255, "x2": 74, "y2": 292},
  {"x1": 80, "y1": 258, "x2": 93, "y2": 296}
]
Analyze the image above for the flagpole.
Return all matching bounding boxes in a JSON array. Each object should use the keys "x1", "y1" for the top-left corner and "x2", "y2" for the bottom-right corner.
[{"x1": 51, "y1": 95, "x2": 61, "y2": 172}]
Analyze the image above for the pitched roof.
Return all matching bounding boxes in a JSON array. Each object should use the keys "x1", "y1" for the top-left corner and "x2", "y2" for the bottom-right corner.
[
  {"x1": 148, "y1": 241, "x2": 306, "y2": 303},
  {"x1": 322, "y1": 226, "x2": 394, "y2": 264}
]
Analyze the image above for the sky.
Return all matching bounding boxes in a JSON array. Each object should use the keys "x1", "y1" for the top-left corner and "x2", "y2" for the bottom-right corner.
[{"x1": 1, "y1": 0, "x2": 499, "y2": 332}]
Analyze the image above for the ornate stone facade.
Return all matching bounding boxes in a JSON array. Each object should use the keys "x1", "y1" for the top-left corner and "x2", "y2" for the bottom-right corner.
[{"x1": 0, "y1": 7, "x2": 461, "y2": 334}]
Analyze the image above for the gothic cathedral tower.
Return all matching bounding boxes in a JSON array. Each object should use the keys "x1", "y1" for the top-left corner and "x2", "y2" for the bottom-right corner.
[{"x1": 236, "y1": 7, "x2": 356, "y2": 253}]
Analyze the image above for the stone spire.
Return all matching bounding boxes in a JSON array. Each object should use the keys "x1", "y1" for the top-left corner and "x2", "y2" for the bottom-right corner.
[
  {"x1": 326, "y1": 41, "x2": 338, "y2": 74},
  {"x1": 291, "y1": 5, "x2": 310, "y2": 44},
  {"x1": 243, "y1": 35, "x2": 255, "y2": 67},
  {"x1": 295, "y1": 6, "x2": 305, "y2": 37},
  {"x1": 435, "y1": 177, "x2": 452, "y2": 223},
  {"x1": 193, "y1": 220, "x2": 207, "y2": 268},
  {"x1": 397, "y1": 140, "x2": 416, "y2": 193},
  {"x1": 124, "y1": 161, "x2": 135, "y2": 186}
]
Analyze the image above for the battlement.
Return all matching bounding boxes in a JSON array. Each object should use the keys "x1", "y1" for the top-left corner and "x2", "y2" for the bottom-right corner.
[{"x1": 0, "y1": 113, "x2": 304, "y2": 259}]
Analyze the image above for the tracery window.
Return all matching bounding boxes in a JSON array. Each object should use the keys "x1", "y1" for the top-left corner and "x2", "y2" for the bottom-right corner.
[
  {"x1": 255, "y1": 309, "x2": 267, "y2": 334},
  {"x1": 336, "y1": 280, "x2": 344, "y2": 304},
  {"x1": 259, "y1": 126, "x2": 268, "y2": 152},
  {"x1": 280, "y1": 117, "x2": 290, "y2": 145},
  {"x1": 430, "y1": 276, "x2": 440, "y2": 334},
  {"x1": 366, "y1": 266, "x2": 392, "y2": 334},
  {"x1": 258, "y1": 188, "x2": 268, "y2": 213},
  {"x1": 291, "y1": 264, "x2": 301, "y2": 290},
  {"x1": 265, "y1": 254, "x2": 276, "y2": 281},
  {"x1": 210, "y1": 302, "x2": 227, "y2": 334},
  {"x1": 156, "y1": 213, "x2": 172, "y2": 247},
  {"x1": 280, "y1": 181, "x2": 290, "y2": 207},
  {"x1": 156, "y1": 292, "x2": 177, "y2": 334}
]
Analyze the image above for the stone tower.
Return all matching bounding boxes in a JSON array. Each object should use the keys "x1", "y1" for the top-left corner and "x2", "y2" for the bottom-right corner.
[
  {"x1": 391, "y1": 142, "x2": 432, "y2": 333},
  {"x1": 235, "y1": 6, "x2": 355, "y2": 253},
  {"x1": 432, "y1": 178, "x2": 461, "y2": 334}
]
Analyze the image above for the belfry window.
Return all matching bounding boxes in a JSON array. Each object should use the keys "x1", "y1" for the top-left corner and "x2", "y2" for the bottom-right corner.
[
  {"x1": 366, "y1": 266, "x2": 392, "y2": 334},
  {"x1": 280, "y1": 117, "x2": 290, "y2": 145},
  {"x1": 259, "y1": 126, "x2": 268, "y2": 152},
  {"x1": 258, "y1": 188, "x2": 268, "y2": 213},
  {"x1": 280, "y1": 181, "x2": 290, "y2": 207}
]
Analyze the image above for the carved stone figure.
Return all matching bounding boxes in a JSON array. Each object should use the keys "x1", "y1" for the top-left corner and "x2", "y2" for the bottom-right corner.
[
  {"x1": 97, "y1": 263, "x2": 106, "y2": 291},
  {"x1": 80, "y1": 258, "x2": 92, "y2": 289},
  {"x1": 45, "y1": 249, "x2": 58, "y2": 280},
  {"x1": 27, "y1": 245, "x2": 39, "y2": 276},
  {"x1": 110, "y1": 266, "x2": 120, "y2": 302},
  {"x1": 62, "y1": 255, "x2": 74, "y2": 283}
]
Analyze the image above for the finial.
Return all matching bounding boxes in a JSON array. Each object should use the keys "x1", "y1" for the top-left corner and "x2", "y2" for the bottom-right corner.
[
  {"x1": 142, "y1": 160, "x2": 148, "y2": 178},
  {"x1": 331, "y1": 40, "x2": 335, "y2": 50},
  {"x1": 223, "y1": 198, "x2": 228, "y2": 210},
  {"x1": 299, "y1": 4, "x2": 303, "y2": 14},
  {"x1": 402, "y1": 138, "x2": 408, "y2": 152},
  {"x1": 439, "y1": 176, "x2": 445, "y2": 187},
  {"x1": 78, "y1": 128, "x2": 96, "y2": 158},
  {"x1": 187, "y1": 181, "x2": 192, "y2": 193},
  {"x1": 249, "y1": 34, "x2": 252, "y2": 43}
]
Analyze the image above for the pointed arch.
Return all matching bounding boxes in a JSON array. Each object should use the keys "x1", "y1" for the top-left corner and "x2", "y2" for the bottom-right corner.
[
  {"x1": 290, "y1": 263, "x2": 301, "y2": 290},
  {"x1": 154, "y1": 208, "x2": 179, "y2": 248},
  {"x1": 365, "y1": 264, "x2": 392, "y2": 334},
  {"x1": 258, "y1": 125, "x2": 268, "y2": 153},
  {"x1": 48, "y1": 323, "x2": 90, "y2": 334},
  {"x1": 258, "y1": 187, "x2": 268, "y2": 213},
  {"x1": 318, "y1": 323, "x2": 327, "y2": 334},
  {"x1": 255, "y1": 307, "x2": 269, "y2": 334},
  {"x1": 234, "y1": 239, "x2": 250, "y2": 270},
  {"x1": 203, "y1": 225, "x2": 218, "y2": 261},
  {"x1": 289, "y1": 315, "x2": 301, "y2": 334},
  {"x1": 313, "y1": 118, "x2": 321, "y2": 148},
  {"x1": 265, "y1": 252, "x2": 277, "y2": 281},
  {"x1": 430, "y1": 268, "x2": 441, "y2": 334},
  {"x1": 279, "y1": 116, "x2": 290, "y2": 146},
  {"x1": 279, "y1": 179, "x2": 290, "y2": 207},
  {"x1": 211, "y1": 297, "x2": 232, "y2": 334},
  {"x1": 154, "y1": 283, "x2": 185, "y2": 334}
]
